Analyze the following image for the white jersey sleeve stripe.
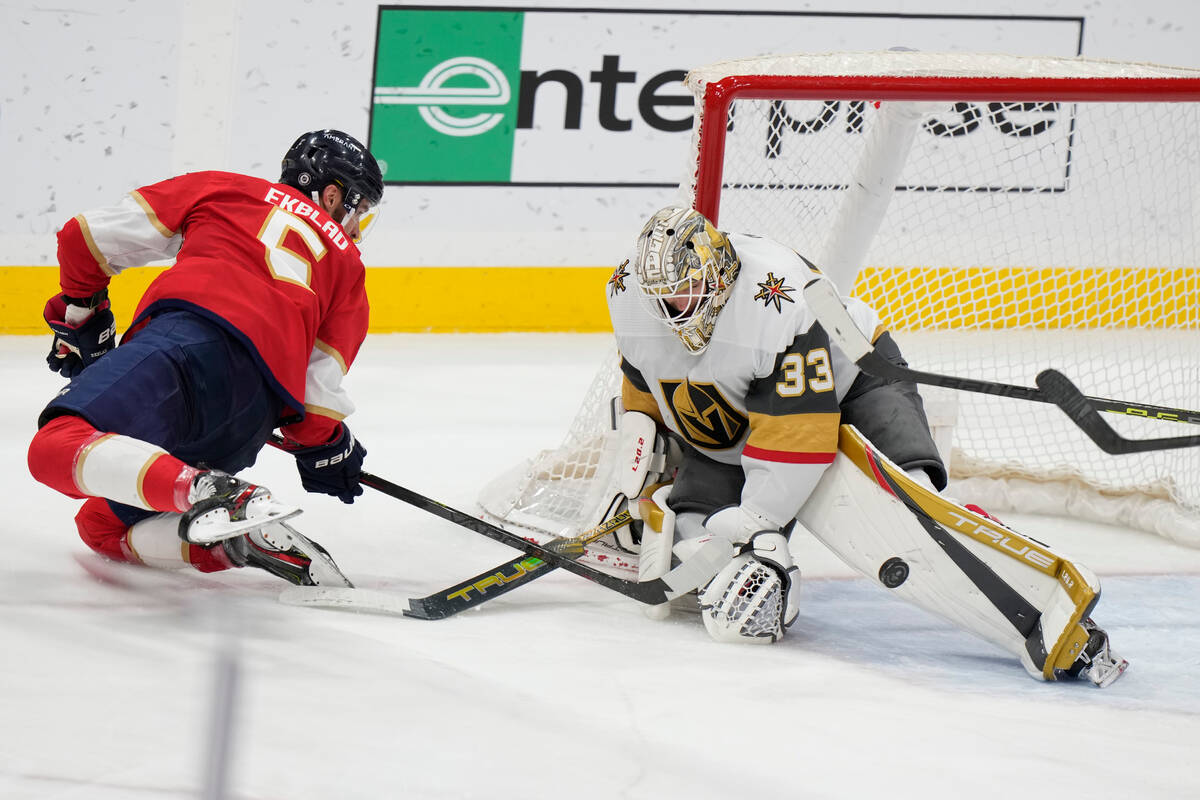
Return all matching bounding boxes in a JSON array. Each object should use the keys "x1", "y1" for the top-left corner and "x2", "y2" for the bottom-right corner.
[
  {"x1": 302, "y1": 343, "x2": 354, "y2": 421},
  {"x1": 79, "y1": 192, "x2": 182, "y2": 274}
]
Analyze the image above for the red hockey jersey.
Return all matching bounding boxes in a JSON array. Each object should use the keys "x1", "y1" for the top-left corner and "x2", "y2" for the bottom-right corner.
[{"x1": 55, "y1": 170, "x2": 369, "y2": 445}]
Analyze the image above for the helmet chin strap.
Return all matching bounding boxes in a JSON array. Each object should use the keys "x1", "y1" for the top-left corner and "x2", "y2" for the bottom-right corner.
[{"x1": 310, "y1": 187, "x2": 357, "y2": 233}]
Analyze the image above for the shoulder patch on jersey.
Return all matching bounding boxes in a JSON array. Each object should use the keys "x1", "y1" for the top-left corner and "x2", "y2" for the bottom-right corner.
[
  {"x1": 608, "y1": 260, "x2": 631, "y2": 296},
  {"x1": 753, "y1": 271, "x2": 796, "y2": 312},
  {"x1": 660, "y1": 379, "x2": 748, "y2": 450}
]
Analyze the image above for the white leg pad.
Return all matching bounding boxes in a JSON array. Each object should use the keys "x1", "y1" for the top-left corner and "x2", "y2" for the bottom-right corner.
[
  {"x1": 638, "y1": 485, "x2": 676, "y2": 620},
  {"x1": 798, "y1": 425, "x2": 1103, "y2": 681},
  {"x1": 126, "y1": 513, "x2": 191, "y2": 569},
  {"x1": 76, "y1": 433, "x2": 175, "y2": 511}
]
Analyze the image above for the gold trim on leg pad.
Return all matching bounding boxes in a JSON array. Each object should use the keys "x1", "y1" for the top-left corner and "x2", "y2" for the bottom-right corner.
[{"x1": 826, "y1": 425, "x2": 1104, "y2": 681}]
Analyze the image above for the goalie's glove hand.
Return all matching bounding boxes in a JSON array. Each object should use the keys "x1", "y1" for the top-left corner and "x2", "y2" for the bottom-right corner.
[
  {"x1": 44, "y1": 290, "x2": 117, "y2": 378},
  {"x1": 284, "y1": 423, "x2": 367, "y2": 504}
]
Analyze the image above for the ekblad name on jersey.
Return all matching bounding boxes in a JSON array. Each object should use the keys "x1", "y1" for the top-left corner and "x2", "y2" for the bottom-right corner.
[
  {"x1": 55, "y1": 171, "x2": 370, "y2": 442},
  {"x1": 608, "y1": 233, "x2": 885, "y2": 526}
]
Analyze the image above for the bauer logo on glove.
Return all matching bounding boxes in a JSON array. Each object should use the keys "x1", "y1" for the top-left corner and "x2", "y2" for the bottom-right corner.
[{"x1": 284, "y1": 424, "x2": 367, "y2": 504}]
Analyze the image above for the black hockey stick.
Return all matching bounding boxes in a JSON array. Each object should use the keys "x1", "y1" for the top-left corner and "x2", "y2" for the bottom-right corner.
[
  {"x1": 354, "y1": 471, "x2": 727, "y2": 606},
  {"x1": 268, "y1": 437, "x2": 724, "y2": 607},
  {"x1": 803, "y1": 278, "x2": 1200, "y2": 453},
  {"x1": 404, "y1": 510, "x2": 635, "y2": 619},
  {"x1": 1035, "y1": 369, "x2": 1200, "y2": 454}
]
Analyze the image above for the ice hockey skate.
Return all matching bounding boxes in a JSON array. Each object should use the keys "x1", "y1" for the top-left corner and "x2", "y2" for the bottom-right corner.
[
  {"x1": 1064, "y1": 618, "x2": 1129, "y2": 688},
  {"x1": 179, "y1": 471, "x2": 302, "y2": 545},
  {"x1": 219, "y1": 520, "x2": 353, "y2": 587}
]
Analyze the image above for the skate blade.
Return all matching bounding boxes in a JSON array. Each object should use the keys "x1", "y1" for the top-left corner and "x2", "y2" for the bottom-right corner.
[
  {"x1": 262, "y1": 522, "x2": 354, "y2": 588},
  {"x1": 1086, "y1": 655, "x2": 1130, "y2": 688},
  {"x1": 184, "y1": 502, "x2": 303, "y2": 545}
]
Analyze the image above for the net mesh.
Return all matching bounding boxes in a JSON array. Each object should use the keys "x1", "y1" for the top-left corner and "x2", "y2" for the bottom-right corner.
[
  {"x1": 709, "y1": 96, "x2": 1200, "y2": 520},
  {"x1": 479, "y1": 52, "x2": 1200, "y2": 546}
]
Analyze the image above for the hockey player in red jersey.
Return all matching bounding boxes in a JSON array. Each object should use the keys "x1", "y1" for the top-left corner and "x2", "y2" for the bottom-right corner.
[{"x1": 27, "y1": 129, "x2": 383, "y2": 587}]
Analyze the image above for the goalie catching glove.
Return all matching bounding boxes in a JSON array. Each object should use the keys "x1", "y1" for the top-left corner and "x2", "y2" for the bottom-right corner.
[
  {"x1": 697, "y1": 507, "x2": 800, "y2": 644},
  {"x1": 44, "y1": 289, "x2": 117, "y2": 377}
]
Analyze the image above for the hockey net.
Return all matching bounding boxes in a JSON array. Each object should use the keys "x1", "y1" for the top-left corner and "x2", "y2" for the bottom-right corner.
[{"x1": 479, "y1": 51, "x2": 1200, "y2": 549}]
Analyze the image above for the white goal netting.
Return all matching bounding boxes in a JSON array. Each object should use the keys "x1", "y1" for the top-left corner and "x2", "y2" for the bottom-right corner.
[{"x1": 480, "y1": 51, "x2": 1200, "y2": 548}]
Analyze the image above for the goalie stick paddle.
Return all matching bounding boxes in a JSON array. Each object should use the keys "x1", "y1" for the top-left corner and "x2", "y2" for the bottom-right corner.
[
  {"x1": 404, "y1": 510, "x2": 635, "y2": 620},
  {"x1": 802, "y1": 278, "x2": 1200, "y2": 453}
]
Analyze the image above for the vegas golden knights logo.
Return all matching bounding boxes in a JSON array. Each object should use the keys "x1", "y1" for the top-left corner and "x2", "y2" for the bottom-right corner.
[{"x1": 660, "y1": 379, "x2": 748, "y2": 449}]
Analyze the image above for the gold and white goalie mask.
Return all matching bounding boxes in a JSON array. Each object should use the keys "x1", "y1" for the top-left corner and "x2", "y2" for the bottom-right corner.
[{"x1": 633, "y1": 206, "x2": 740, "y2": 354}]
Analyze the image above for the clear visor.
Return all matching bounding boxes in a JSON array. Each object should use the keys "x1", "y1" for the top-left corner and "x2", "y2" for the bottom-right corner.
[{"x1": 341, "y1": 200, "x2": 382, "y2": 244}]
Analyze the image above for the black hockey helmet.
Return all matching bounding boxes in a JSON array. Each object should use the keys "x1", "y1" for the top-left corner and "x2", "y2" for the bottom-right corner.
[{"x1": 279, "y1": 129, "x2": 384, "y2": 216}]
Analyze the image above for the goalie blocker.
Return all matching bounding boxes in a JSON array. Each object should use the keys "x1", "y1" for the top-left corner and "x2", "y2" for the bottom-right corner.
[{"x1": 798, "y1": 425, "x2": 1127, "y2": 687}]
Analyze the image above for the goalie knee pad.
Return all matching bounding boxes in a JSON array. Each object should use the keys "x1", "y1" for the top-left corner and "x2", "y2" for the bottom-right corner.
[{"x1": 638, "y1": 484, "x2": 676, "y2": 620}]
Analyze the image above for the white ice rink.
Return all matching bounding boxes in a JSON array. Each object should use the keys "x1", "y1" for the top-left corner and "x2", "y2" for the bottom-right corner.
[{"x1": 2, "y1": 333, "x2": 1199, "y2": 799}]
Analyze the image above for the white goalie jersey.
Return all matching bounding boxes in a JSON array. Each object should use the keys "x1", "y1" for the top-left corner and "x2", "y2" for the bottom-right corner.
[{"x1": 606, "y1": 233, "x2": 885, "y2": 527}]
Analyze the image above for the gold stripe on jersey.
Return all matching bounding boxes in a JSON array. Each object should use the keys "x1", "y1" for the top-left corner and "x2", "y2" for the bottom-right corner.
[
  {"x1": 74, "y1": 215, "x2": 117, "y2": 277},
  {"x1": 303, "y1": 403, "x2": 347, "y2": 421},
  {"x1": 621, "y1": 377, "x2": 664, "y2": 426},
  {"x1": 315, "y1": 338, "x2": 349, "y2": 374},
  {"x1": 129, "y1": 190, "x2": 176, "y2": 238},
  {"x1": 745, "y1": 411, "x2": 839, "y2": 460}
]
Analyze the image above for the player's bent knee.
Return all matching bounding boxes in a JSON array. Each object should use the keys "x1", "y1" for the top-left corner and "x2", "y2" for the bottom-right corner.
[
  {"x1": 28, "y1": 414, "x2": 98, "y2": 499},
  {"x1": 74, "y1": 498, "x2": 133, "y2": 562}
]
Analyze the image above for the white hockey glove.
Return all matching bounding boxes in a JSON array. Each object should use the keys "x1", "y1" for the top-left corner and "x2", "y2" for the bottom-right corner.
[{"x1": 697, "y1": 508, "x2": 800, "y2": 644}]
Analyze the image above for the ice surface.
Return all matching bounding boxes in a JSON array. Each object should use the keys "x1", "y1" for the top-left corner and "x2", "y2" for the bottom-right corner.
[{"x1": 2, "y1": 334, "x2": 1199, "y2": 799}]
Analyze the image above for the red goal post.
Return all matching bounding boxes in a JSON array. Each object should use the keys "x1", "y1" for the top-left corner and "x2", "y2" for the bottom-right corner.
[{"x1": 689, "y1": 71, "x2": 1200, "y2": 224}]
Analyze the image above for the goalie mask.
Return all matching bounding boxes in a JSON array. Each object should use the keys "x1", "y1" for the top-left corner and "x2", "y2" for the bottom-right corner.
[{"x1": 633, "y1": 206, "x2": 740, "y2": 354}]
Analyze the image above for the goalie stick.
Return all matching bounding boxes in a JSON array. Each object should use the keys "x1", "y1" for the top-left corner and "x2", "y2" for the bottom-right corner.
[
  {"x1": 802, "y1": 278, "x2": 1200, "y2": 454},
  {"x1": 404, "y1": 510, "x2": 635, "y2": 620},
  {"x1": 1034, "y1": 369, "x2": 1200, "y2": 455}
]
